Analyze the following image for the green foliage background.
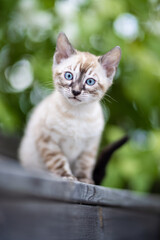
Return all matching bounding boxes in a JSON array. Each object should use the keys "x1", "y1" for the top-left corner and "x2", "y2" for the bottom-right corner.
[{"x1": 0, "y1": 0, "x2": 160, "y2": 193}]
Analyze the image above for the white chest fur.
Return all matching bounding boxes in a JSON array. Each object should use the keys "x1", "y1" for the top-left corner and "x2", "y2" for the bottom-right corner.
[{"x1": 45, "y1": 92, "x2": 104, "y2": 161}]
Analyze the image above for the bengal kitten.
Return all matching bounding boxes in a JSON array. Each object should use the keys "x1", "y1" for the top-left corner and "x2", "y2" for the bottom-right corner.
[{"x1": 19, "y1": 32, "x2": 121, "y2": 184}]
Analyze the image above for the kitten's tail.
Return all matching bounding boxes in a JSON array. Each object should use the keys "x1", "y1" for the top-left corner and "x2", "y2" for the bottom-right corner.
[{"x1": 93, "y1": 136, "x2": 129, "y2": 185}]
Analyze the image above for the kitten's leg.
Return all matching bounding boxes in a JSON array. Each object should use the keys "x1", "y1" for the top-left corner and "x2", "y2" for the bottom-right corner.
[
  {"x1": 73, "y1": 138, "x2": 100, "y2": 184},
  {"x1": 36, "y1": 130, "x2": 76, "y2": 181}
]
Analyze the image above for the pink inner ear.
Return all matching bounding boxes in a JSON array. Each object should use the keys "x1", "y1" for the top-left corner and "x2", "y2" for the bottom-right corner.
[
  {"x1": 54, "y1": 32, "x2": 76, "y2": 64},
  {"x1": 99, "y1": 46, "x2": 121, "y2": 78},
  {"x1": 55, "y1": 52, "x2": 69, "y2": 64},
  {"x1": 99, "y1": 57, "x2": 116, "y2": 78},
  {"x1": 106, "y1": 67, "x2": 114, "y2": 78}
]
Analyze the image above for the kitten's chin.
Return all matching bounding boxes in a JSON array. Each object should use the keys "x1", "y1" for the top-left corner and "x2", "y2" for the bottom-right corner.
[
  {"x1": 66, "y1": 97, "x2": 83, "y2": 106},
  {"x1": 66, "y1": 96, "x2": 99, "y2": 106}
]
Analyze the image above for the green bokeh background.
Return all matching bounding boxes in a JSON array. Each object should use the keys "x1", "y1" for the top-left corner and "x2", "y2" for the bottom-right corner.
[{"x1": 0, "y1": 0, "x2": 160, "y2": 193}]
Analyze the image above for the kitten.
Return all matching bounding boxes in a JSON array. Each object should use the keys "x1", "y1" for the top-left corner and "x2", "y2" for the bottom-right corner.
[{"x1": 19, "y1": 32, "x2": 121, "y2": 184}]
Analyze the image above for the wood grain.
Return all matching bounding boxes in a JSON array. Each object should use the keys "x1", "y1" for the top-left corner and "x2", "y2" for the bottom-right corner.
[
  {"x1": 0, "y1": 199, "x2": 159, "y2": 240},
  {"x1": 0, "y1": 156, "x2": 160, "y2": 213},
  {"x1": 0, "y1": 149, "x2": 160, "y2": 239}
]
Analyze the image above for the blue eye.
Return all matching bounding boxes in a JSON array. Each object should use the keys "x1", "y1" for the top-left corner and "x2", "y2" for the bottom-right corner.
[
  {"x1": 64, "y1": 72, "x2": 73, "y2": 80},
  {"x1": 86, "y1": 78, "x2": 96, "y2": 86}
]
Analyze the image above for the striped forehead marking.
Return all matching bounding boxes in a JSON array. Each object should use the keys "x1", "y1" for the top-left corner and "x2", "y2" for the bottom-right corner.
[{"x1": 71, "y1": 60, "x2": 96, "y2": 76}]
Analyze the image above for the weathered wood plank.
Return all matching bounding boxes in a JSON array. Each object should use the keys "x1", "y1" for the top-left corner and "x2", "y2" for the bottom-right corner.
[
  {"x1": 102, "y1": 207, "x2": 160, "y2": 240},
  {"x1": 0, "y1": 133, "x2": 20, "y2": 159},
  {"x1": 0, "y1": 156, "x2": 160, "y2": 240},
  {"x1": 0, "y1": 156, "x2": 160, "y2": 213},
  {"x1": 0, "y1": 200, "x2": 101, "y2": 240},
  {"x1": 0, "y1": 200, "x2": 159, "y2": 240}
]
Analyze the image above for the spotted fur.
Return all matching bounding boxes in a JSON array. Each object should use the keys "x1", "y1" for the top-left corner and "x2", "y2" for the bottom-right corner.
[{"x1": 19, "y1": 32, "x2": 121, "y2": 184}]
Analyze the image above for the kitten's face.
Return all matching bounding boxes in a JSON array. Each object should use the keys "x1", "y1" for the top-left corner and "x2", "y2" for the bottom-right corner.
[
  {"x1": 53, "y1": 33, "x2": 121, "y2": 106},
  {"x1": 53, "y1": 52, "x2": 109, "y2": 105}
]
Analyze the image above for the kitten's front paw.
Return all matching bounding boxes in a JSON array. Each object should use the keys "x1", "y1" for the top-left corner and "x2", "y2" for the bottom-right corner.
[
  {"x1": 62, "y1": 175, "x2": 78, "y2": 182},
  {"x1": 78, "y1": 178, "x2": 95, "y2": 185}
]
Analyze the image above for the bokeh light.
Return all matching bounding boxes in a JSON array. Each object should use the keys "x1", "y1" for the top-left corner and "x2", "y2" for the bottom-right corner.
[
  {"x1": 6, "y1": 60, "x2": 33, "y2": 91},
  {"x1": 0, "y1": 0, "x2": 160, "y2": 193},
  {"x1": 113, "y1": 13, "x2": 139, "y2": 41}
]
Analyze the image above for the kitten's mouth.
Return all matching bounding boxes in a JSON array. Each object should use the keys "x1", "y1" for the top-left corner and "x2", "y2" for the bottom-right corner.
[{"x1": 68, "y1": 97, "x2": 81, "y2": 102}]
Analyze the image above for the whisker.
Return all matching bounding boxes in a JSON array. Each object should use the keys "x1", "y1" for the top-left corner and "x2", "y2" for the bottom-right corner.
[
  {"x1": 42, "y1": 82, "x2": 53, "y2": 88},
  {"x1": 104, "y1": 93, "x2": 118, "y2": 103},
  {"x1": 101, "y1": 95, "x2": 111, "y2": 104}
]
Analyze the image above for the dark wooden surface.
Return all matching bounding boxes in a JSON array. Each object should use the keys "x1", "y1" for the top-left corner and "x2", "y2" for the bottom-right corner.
[
  {"x1": 0, "y1": 155, "x2": 160, "y2": 240},
  {"x1": 0, "y1": 133, "x2": 20, "y2": 159},
  {"x1": 0, "y1": 200, "x2": 159, "y2": 240}
]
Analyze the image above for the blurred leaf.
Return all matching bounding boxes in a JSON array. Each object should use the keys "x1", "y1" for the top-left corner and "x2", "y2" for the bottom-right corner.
[{"x1": 0, "y1": 0, "x2": 160, "y2": 193}]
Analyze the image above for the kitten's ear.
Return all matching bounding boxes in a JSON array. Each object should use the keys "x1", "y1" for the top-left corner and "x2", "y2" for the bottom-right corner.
[
  {"x1": 99, "y1": 46, "x2": 121, "y2": 82},
  {"x1": 54, "y1": 32, "x2": 76, "y2": 64}
]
